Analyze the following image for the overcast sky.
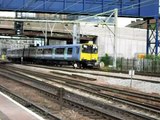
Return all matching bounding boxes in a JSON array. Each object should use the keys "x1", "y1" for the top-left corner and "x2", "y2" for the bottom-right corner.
[
  {"x1": 118, "y1": 17, "x2": 137, "y2": 27},
  {"x1": 0, "y1": 11, "x2": 137, "y2": 27}
]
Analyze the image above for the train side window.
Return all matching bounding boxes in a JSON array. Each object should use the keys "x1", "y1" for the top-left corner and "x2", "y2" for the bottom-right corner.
[
  {"x1": 44, "y1": 48, "x2": 52, "y2": 54},
  {"x1": 20, "y1": 49, "x2": 23, "y2": 54},
  {"x1": 76, "y1": 47, "x2": 79, "y2": 54},
  {"x1": 30, "y1": 49, "x2": 36, "y2": 55},
  {"x1": 67, "y1": 48, "x2": 72, "y2": 55},
  {"x1": 13, "y1": 50, "x2": 16, "y2": 54},
  {"x1": 24, "y1": 49, "x2": 29, "y2": 54},
  {"x1": 37, "y1": 49, "x2": 43, "y2": 54},
  {"x1": 55, "y1": 48, "x2": 65, "y2": 55}
]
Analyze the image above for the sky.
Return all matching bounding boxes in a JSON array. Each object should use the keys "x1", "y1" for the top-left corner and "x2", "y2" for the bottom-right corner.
[
  {"x1": 118, "y1": 17, "x2": 137, "y2": 27},
  {"x1": 0, "y1": 11, "x2": 137, "y2": 27}
]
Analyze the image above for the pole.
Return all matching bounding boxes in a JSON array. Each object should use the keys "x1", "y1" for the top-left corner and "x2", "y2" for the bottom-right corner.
[
  {"x1": 73, "y1": 23, "x2": 80, "y2": 44},
  {"x1": 113, "y1": 9, "x2": 118, "y2": 69},
  {"x1": 129, "y1": 68, "x2": 135, "y2": 88},
  {"x1": 130, "y1": 69, "x2": 133, "y2": 88},
  {"x1": 45, "y1": 21, "x2": 48, "y2": 45}
]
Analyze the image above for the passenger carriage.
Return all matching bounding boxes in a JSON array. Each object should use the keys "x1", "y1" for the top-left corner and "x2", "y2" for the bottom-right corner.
[{"x1": 7, "y1": 43, "x2": 98, "y2": 68}]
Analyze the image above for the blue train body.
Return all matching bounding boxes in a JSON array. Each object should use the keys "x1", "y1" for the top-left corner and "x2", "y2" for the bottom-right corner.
[{"x1": 7, "y1": 43, "x2": 98, "y2": 68}]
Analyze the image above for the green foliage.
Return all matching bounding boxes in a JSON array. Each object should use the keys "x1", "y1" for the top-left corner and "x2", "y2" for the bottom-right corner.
[
  {"x1": 100, "y1": 53, "x2": 111, "y2": 66},
  {"x1": 145, "y1": 55, "x2": 160, "y2": 60}
]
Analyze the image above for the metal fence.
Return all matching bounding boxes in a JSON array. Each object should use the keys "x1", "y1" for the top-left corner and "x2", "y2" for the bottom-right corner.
[{"x1": 115, "y1": 58, "x2": 160, "y2": 73}]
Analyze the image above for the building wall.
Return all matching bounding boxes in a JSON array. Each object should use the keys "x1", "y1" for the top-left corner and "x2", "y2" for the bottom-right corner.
[{"x1": 80, "y1": 24, "x2": 146, "y2": 58}]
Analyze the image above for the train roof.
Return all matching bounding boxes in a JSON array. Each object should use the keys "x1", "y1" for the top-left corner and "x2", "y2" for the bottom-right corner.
[
  {"x1": 7, "y1": 43, "x2": 97, "y2": 51},
  {"x1": 37, "y1": 44, "x2": 81, "y2": 49}
]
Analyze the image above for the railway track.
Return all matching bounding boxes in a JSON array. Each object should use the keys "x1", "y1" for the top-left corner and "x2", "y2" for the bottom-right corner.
[
  {"x1": 0, "y1": 65, "x2": 159, "y2": 119},
  {"x1": 1, "y1": 66, "x2": 158, "y2": 120},
  {"x1": 27, "y1": 63, "x2": 160, "y2": 78},
  {"x1": 24, "y1": 64, "x2": 160, "y2": 83},
  {"x1": 0, "y1": 85, "x2": 61, "y2": 120},
  {"x1": 0, "y1": 68, "x2": 124, "y2": 120}
]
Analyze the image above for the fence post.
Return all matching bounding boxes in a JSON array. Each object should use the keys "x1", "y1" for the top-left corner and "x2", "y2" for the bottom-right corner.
[
  {"x1": 154, "y1": 60, "x2": 156, "y2": 73},
  {"x1": 152, "y1": 59, "x2": 154, "y2": 73},
  {"x1": 133, "y1": 59, "x2": 135, "y2": 70},
  {"x1": 146, "y1": 59, "x2": 149, "y2": 72},
  {"x1": 57, "y1": 88, "x2": 65, "y2": 110},
  {"x1": 142, "y1": 59, "x2": 144, "y2": 72},
  {"x1": 127, "y1": 58, "x2": 128, "y2": 71},
  {"x1": 121, "y1": 57, "x2": 123, "y2": 71}
]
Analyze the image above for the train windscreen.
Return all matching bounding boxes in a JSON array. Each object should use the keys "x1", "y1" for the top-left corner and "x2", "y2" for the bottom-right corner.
[{"x1": 82, "y1": 45, "x2": 98, "y2": 54}]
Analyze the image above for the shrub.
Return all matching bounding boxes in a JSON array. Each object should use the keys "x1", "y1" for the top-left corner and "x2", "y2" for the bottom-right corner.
[{"x1": 100, "y1": 53, "x2": 111, "y2": 66}]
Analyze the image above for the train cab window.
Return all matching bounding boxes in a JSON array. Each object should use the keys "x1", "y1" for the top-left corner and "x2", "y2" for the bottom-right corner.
[
  {"x1": 82, "y1": 45, "x2": 92, "y2": 53},
  {"x1": 67, "y1": 48, "x2": 72, "y2": 55},
  {"x1": 37, "y1": 49, "x2": 43, "y2": 54},
  {"x1": 55, "y1": 48, "x2": 65, "y2": 55},
  {"x1": 92, "y1": 46, "x2": 98, "y2": 53},
  {"x1": 44, "y1": 48, "x2": 52, "y2": 54}
]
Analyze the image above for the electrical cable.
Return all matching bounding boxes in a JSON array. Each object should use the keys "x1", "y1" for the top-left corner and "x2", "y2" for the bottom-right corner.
[{"x1": 75, "y1": 0, "x2": 156, "y2": 18}]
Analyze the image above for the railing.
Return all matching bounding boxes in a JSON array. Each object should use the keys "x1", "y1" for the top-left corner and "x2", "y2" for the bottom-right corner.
[{"x1": 114, "y1": 58, "x2": 160, "y2": 73}]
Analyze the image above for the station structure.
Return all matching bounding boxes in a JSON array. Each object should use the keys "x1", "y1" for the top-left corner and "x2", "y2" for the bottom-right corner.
[
  {"x1": 0, "y1": 0, "x2": 159, "y2": 56},
  {"x1": 0, "y1": 1, "x2": 159, "y2": 119}
]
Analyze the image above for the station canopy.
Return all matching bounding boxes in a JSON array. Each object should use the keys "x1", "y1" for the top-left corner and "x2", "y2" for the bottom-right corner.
[{"x1": 0, "y1": 0, "x2": 159, "y2": 18}]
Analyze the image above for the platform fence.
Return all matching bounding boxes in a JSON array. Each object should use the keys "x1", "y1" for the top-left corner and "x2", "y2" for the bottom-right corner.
[{"x1": 114, "y1": 58, "x2": 160, "y2": 73}]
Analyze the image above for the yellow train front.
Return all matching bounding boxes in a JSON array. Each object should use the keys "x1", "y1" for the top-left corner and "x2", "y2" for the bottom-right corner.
[{"x1": 78, "y1": 43, "x2": 98, "y2": 68}]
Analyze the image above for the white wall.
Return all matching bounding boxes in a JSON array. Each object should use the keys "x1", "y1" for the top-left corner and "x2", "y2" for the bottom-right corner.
[{"x1": 80, "y1": 24, "x2": 146, "y2": 58}]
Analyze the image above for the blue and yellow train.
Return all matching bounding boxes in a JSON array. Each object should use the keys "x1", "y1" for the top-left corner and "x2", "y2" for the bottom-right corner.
[{"x1": 7, "y1": 43, "x2": 98, "y2": 68}]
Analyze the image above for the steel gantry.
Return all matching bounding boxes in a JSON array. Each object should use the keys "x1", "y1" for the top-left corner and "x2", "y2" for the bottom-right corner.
[{"x1": 146, "y1": 17, "x2": 160, "y2": 55}]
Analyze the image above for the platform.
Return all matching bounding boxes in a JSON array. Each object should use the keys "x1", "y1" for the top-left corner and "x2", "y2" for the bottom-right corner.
[{"x1": 0, "y1": 92, "x2": 44, "y2": 120}]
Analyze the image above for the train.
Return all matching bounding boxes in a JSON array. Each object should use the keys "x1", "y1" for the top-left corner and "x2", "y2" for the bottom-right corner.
[{"x1": 6, "y1": 43, "x2": 98, "y2": 68}]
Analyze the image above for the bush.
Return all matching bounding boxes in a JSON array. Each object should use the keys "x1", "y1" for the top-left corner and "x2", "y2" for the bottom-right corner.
[{"x1": 100, "y1": 53, "x2": 111, "y2": 66}]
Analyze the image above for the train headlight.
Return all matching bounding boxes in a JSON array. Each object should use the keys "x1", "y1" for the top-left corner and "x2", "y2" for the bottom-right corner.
[{"x1": 82, "y1": 45, "x2": 87, "y2": 48}]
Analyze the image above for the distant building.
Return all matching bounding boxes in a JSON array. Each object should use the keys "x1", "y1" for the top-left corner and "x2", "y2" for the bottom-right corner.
[
  {"x1": 80, "y1": 24, "x2": 146, "y2": 59},
  {"x1": 126, "y1": 19, "x2": 158, "y2": 29}
]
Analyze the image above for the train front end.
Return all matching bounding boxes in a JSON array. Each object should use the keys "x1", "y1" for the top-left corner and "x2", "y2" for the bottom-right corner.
[{"x1": 80, "y1": 43, "x2": 98, "y2": 67}]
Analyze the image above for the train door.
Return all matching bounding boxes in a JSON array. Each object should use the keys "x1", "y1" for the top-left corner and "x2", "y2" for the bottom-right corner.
[
  {"x1": 64, "y1": 47, "x2": 67, "y2": 60},
  {"x1": 52, "y1": 48, "x2": 55, "y2": 59},
  {"x1": 67, "y1": 48, "x2": 73, "y2": 60}
]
